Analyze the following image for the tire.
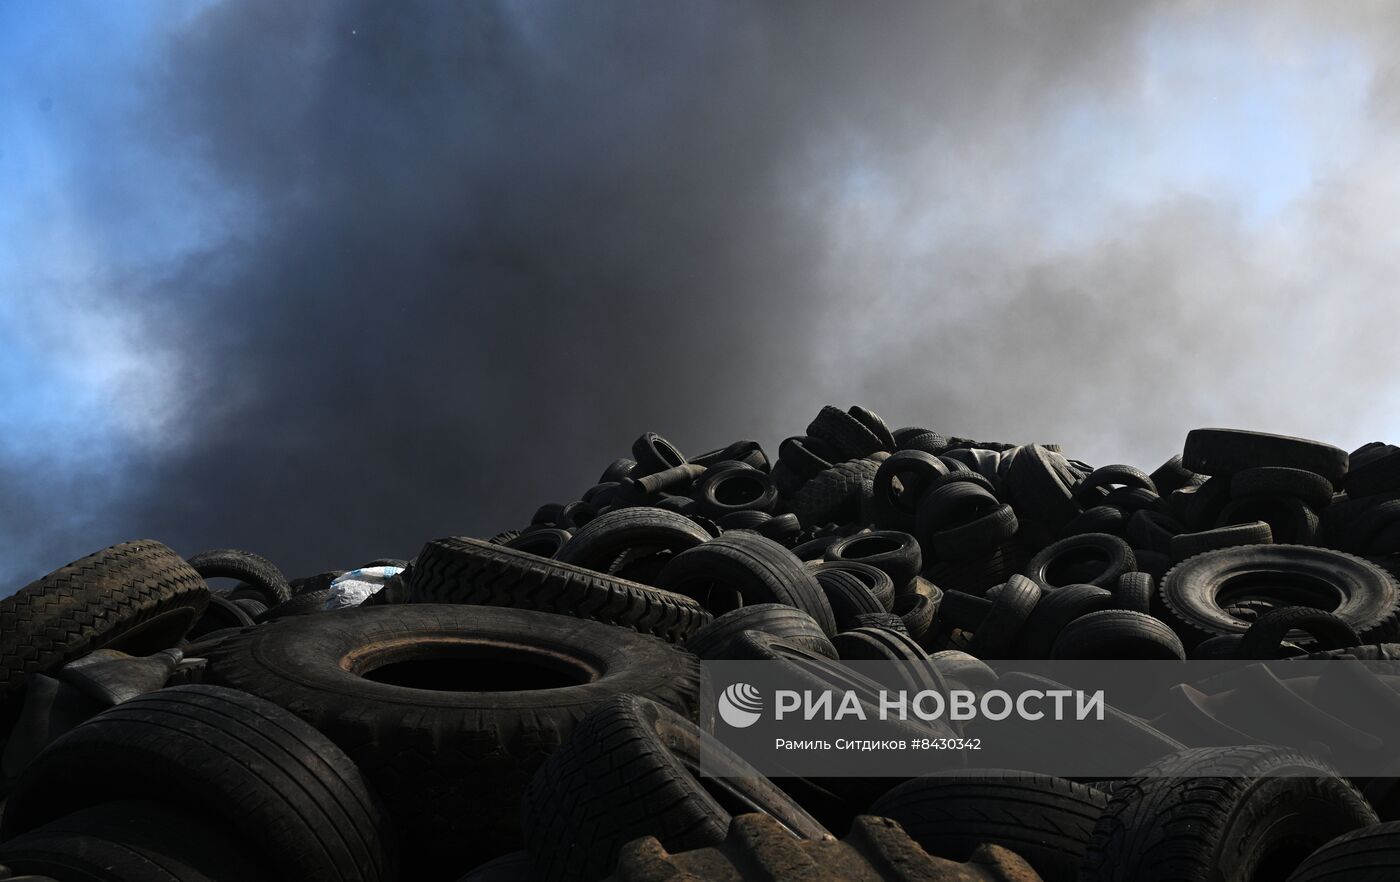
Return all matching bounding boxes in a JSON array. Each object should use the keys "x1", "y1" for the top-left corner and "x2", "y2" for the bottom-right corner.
[
  {"x1": 869, "y1": 771, "x2": 1108, "y2": 882},
  {"x1": 1149, "y1": 454, "x2": 1201, "y2": 496},
  {"x1": 1051, "y1": 610, "x2": 1185, "y2": 660},
  {"x1": 1236, "y1": 607, "x2": 1361, "y2": 659},
  {"x1": 693, "y1": 466, "x2": 778, "y2": 518},
  {"x1": 824, "y1": 531, "x2": 922, "y2": 591},
  {"x1": 1073, "y1": 465, "x2": 1156, "y2": 508},
  {"x1": 1007, "y1": 444, "x2": 1081, "y2": 530},
  {"x1": 810, "y1": 560, "x2": 895, "y2": 611},
  {"x1": 1232, "y1": 467, "x2": 1334, "y2": 508},
  {"x1": 756, "y1": 512, "x2": 801, "y2": 543},
  {"x1": 521, "y1": 695, "x2": 828, "y2": 882},
  {"x1": 1024, "y1": 533, "x2": 1136, "y2": 590},
  {"x1": 1346, "y1": 447, "x2": 1400, "y2": 499},
  {"x1": 683, "y1": 604, "x2": 837, "y2": 660},
  {"x1": 815, "y1": 568, "x2": 887, "y2": 631},
  {"x1": 1062, "y1": 506, "x2": 1128, "y2": 538},
  {"x1": 1289, "y1": 821, "x2": 1400, "y2": 882},
  {"x1": 410, "y1": 536, "x2": 710, "y2": 642},
  {"x1": 847, "y1": 405, "x2": 896, "y2": 451},
  {"x1": 1115, "y1": 572, "x2": 1155, "y2": 614},
  {"x1": 929, "y1": 650, "x2": 997, "y2": 692},
  {"x1": 1126, "y1": 510, "x2": 1183, "y2": 555},
  {"x1": 899, "y1": 430, "x2": 949, "y2": 455},
  {"x1": 600, "y1": 458, "x2": 637, "y2": 483},
  {"x1": 870, "y1": 451, "x2": 948, "y2": 530},
  {"x1": 1017, "y1": 584, "x2": 1117, "y2": 659},
  {"x1": 930, "y1": 505, "x2": 1019, "y2": 562},
  {"x1": 554, "y1": 507, "x2": 711, "y2": 575},
  {"x1": 922, "y1": 537, "x2": 1032, "y2": 597},
  {"x1": 0, "y1": 540, "x2": 209, "y2": 706},
  {"x1": 849, "y1": 612, "x2": 909, "y2": 633},
  {"x1": 230, "y1": 596, "x2": 269, "y2": 618},
  {"x1": 630, "y1": 432, "x2": 687, "y2": 476},
  {"x1": 657, "y1": 532, "x2": 836, "y2": 635},
  {"x1": 778, "y1": 436, "x2": 835, "y2": 482},
  {"x1": 894, "y1": 590, "x2": 939, "y2": 644},
  {"x1": 969, "y1": 575, "x2": 1041, "y2": 659},
  {"x1": 1170, "y1": 475, "x2": 1233, "y2": 530},
  {"x1": 186, "y1": 595, "x2": 254, "y2": 639},
  {"x1": 502, "y1": 527, "x2": 572, "y2": 559},
  {"x1": 788, "y1": 457, "x2": 883, "y2": 528},
  {"x1": 1216, "y1": 496, "x2": 1319, "y2": 544},
  {"x1": 1159, "y1": 544, "x2": 1400, "y2": 647},
  {"x1": 256, "y1": 587, "x2": 332, "y2": 622},
  {"x1": 689, "y1": 439, "x2": 770, "y2": 473},
  {"x1": 807, "y1": 405, "x2": 885, "y2": 460},
  {"x1": 204, "y1": 605, "x2": 698, "y2": 874},
  {"x1": 0, "y1": 800, "x2": 271, "y2": 882},
  {"x1": 1169, "y1": 521, "x2": 1273, "y2": 562},
  {"x1": 1079, "y1": 746, "x2": 1376, "y2": 882},
  {"x1": 1183, "y1": 428, "x2": 1349, "y2": 484},
  {"x1": 185, "y1": 548, "x2": 291, "y2": 606},
  {"x1": 289, "y1": 570, "x2": 344, "y2": 595},
  {"x1": 0, "y1": 685, "x2": 396, "y2": 882}
]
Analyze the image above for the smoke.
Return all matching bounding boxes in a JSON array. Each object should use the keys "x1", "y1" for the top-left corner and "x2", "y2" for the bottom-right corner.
[{"x1": 6, "y1": 0, "x2": 1400, "y2": 585}]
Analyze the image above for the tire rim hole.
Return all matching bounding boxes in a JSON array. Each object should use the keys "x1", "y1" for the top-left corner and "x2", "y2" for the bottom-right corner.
[
  {"x1": 355, "y1": 641, "x2": 598, "y2": 692},
  {"x1": 1216, "y1": 572, "x2": 1345, "y2": 613},
  {"x1": 713, "y1": 475, "x2": 765, "y2": 506},
  {"x1": 840, "y1": 535, "x2": 903, "y2": 559},
  {"x1": 1044, "y1": 547, "x2": 1110, "y2": 586}
]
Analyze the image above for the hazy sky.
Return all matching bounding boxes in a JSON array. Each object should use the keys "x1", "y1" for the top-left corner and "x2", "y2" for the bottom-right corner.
[{"x1": 4, "y1": 1, "x2": 1400, "y2": 587}]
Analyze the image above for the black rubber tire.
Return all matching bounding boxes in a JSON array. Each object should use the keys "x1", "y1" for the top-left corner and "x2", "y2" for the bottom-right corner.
[
  {"x1": 870, "y1": 772, "x2": 1108, "y2": 882},
  {"x1": 502, "y1": 527, "x2": 572, "y2": 559},
  {"x1": 922, "y1": 537, "x2": 1033, "y2": 597},
  {"x1": 1169, "y1": 521, "x2": 1273, "y2": 562},
  {"x1": 1216, "y1": 496, "x2": 1319, "y2": 545},
  {"x1": 1079, "y1": 746, "x2": 1376, "y2": 882},
  {"x1": 1288, "y1": 821, "x2": 1400, "y2": 882},
  {"x1": 929, "y1": 650, "x2": 997, "y2": 692},
  {"x1": 777, "y1": 436, "x2": 835, "y2": 482},
  {"x1": 810, "y1": 560, "x2": 895, "y2": 611},
  {"x1": 1115, "y1": 571, "x2": 1155, "y2": 615},
  {"x1": 1017, "y1": 584, "x2": 1117, "y2": 659},
  {"x1": 656, "y1": 532, "x2": 836, "y2": 635},
  {"x1": 1345, "y1": 447, "x2": 1400, "y2": 500},
  {"x1": 1100, "y1": 487, "x2": 1163, "y2": 514},
  {"x1": 0, "y1": 685, "x2": 396, "y2": 882},
  {"x1": 522, "y1": 695, "x2": 827, "y2": 882},
  {"x1": 693, "y1": 466, "x2": 778, "y2": 518},
  {"x1": 716, "y1": 510, "x2": 772, "y2": 531},
  {"x1": 1073, "y1": 465, "x2": 1156, "y2": 508},
  {"x1": 1126, "y1": 509, "x2": 1183, "y2": 555},
  {"x1": 1236, "y1": 607, "x2": 1361, "y2": 658},
  {"x1": 0, "y1": 800, "x2": 272, "y2": 882},
  {"x1": 1062, "y1": 506, "x2": 1128, "y2": 538},
  {"x1": 289, "y1": 570, "x2": 344, "y2": 595},
  {"x1": 832, "y1": 624, "x2": 928, "y2": 661},
  {"x1": 230, "y1": 596, "x2": 269, "y2": 619},
  {"x1": 186, "y1": 595, "x2": 254, "y2": 639},
  {"x1": 600, "y1": 458, "x2": 637, "y2": 483},
  {"x1": 930, "y1": 504, "x2": 1019, "y2": 562},
  {"x1": 788, "y1": 457, "x2": 883, "y2": 528},
  {"x1": 1170, "y1": 476, "x2": 1235, "y2": 531},
  {"x1": 683, "y1": 603, "x2": 837, "y2": 660},
  {"x1": 894, "y1": 590, "x2": 939, "y2": 644},
  {"x1": 1131, "y1": 549, "x2": 1170, "y2": 581},
  {"x1": 555, "y1": 507, "x2": 711, "y2": 575},
  {"x1": 1183, "y1": 428, "x2": 1349, "y2": 484},
  {"x1": 870, "y1": 450, "x2": 949, "y2": 530},
  {"x1": 824, "y1": 531, "x2": 922, "y2": 591},
  {"x1": 0, "y1": 540, "x2": 209, "y2": 706},
  {"x1": 807, "y1": 405, "x2": 885, "y2": 460},
  {"x1": 849, "y1": 612, "x2": 909, "y2": 633},
  {"x1": 204, "y1": 605, "x2": 698, "y2": 874},
  {"x1": 1232, "y1": 467, "x2": 1334, "y2": 508},
  {"x1": 630, "y1": 432, "x2": 687, "y2": 476},
  {"x1": 1051, "y1": 610, "x2": 1186, "y2": 660},
  {"x1": 256, "y1": 587, "x2": 332, "y2": 622},
  {"x1": 816, "y1": 568, "x2": 887, "y2": 631},
  {"x1": 847, "y1": 405, "x2": 896, "y2": 450},
  {"x1": 1024, "y1": 533, "x2": 1136, "y2": 590},
  {"x1": 185, "y1": 548, "x2": 291, "y2": 606},
  {"x1": 969, "y1": 575, "x2": 1041, "y2": 659},
  {"x1": 791, "y1": 534, "x2": 842, "y2": 561},
  {"x1": 410, "y1": 536, "x2": 710, "y2": 643},
  {"x1": 900, "y1": 430, "x2": 949, "y2": 455},
  {"x1": 1158, "y1": 544, "x2": 1400, "y2": 647},
  {"x1": 1007, "y1": 444, "x2": 1081, "y2": 530},
  {"x1": 1149, "y1": 454, "x2": 1201, "y2": 497},
  {"x1": 689, "y1": 439, "x2": 770, "y2": 473},
  {"x1": 756, "y1": 512, "x2": 802, "y2": 543}
]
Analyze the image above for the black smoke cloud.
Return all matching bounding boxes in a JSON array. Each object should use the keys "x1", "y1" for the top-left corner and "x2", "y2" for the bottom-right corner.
[{"x1": 10, "y1": 1, "x2": 1400, "y2": 585}]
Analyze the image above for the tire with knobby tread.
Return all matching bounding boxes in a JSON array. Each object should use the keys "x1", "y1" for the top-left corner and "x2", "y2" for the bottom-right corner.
[{"x1": 410, "y1": 536, "x2": 710, "y2": 642}]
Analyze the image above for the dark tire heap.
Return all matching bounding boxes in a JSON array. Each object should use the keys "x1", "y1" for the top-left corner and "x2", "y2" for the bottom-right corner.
[{"x1": 2, "y1": 410, "x2": 1399, "y2": 879}]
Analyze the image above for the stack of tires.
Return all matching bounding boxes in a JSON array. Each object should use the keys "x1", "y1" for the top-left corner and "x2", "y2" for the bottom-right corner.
[{"x1": 1, "y1": 408, "x2": 1400, "y2": 879}]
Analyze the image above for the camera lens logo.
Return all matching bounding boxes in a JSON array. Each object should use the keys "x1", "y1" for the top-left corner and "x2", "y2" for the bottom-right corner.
[{"x1": 717, "y1": 683, "x2": 763, "y2": 728}]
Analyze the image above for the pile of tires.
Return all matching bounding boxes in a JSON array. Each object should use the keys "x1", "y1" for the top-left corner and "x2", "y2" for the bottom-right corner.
[{"x1": 1, "y1": 408, "x2": 1399, "y2": 879}]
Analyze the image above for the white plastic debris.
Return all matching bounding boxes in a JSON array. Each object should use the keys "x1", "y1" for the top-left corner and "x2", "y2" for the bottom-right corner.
[{"x1": 324, "y1": 566, "x2": 405, "y2": 611}]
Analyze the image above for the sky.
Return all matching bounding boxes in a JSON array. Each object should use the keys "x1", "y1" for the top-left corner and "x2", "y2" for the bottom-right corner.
[{"x1": 3, "y1": 1, "x2": 1400, "y2": 588}]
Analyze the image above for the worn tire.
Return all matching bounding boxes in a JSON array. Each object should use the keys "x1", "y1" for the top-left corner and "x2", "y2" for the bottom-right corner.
[
  {"x1": 0, "y1": 541, "x2": 209, "y2": 707},
  {"x1": 1288, "y1": 821, "x2": 1400, "y2": 882},
  {"x1": 1024, "y1": 533, "x2": 1136, "y2": 591},
  {"x1": 204, "y1": 605, "x2": 698, "y2": 874},
  {"x1": 554, "y1": 508, "x2": 710, "y2": 576},
  {"x1": 824, "y1": 531, "x2": 922, "y2": 591},
  {"x1": 1236, "y1": 607, "x2": 1361, "y2": 658},
  {"x1": 1169, "y1": 521, "x2": 1273, "y2": 562},
  {"x1": 410, "y1": 536, "x2": 710, "y2": 642},
  {"x1": 683, "y1": 604, "x2": 837, "y2": 660},
  {"x1": 0, "y1": 685, "x2": 395, "y2": 882},
  {"x1": 185, "y1": 548, "x2": 291, "y2": 606},
  {"x1": 810, "y1": 560, "x2": 896, "y2": 611},
  {"x1": 969, "y1": 575, "x2": 1041, "y2": 659},
  {"x1": 1018, "y1": 584, "x2": 1117, "y2": 659},
  {"x1": 807, "y1": 406, "x2": 886, "y2": 460},
  {"x1": 870, "y1": 451, "x2": 948, "y2": 530},
  {"x1": 1051, "y1": 610, "x2": 1185, "y2": 660},
  {"x1": 521, "y1": 695, "x2": 828, "y2": 882},
  {"x1": 1183, "y1": 428, "x2": 1349, "y2": 484}
]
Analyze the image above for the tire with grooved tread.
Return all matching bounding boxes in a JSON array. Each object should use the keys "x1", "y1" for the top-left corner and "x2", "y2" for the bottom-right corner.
[
  {"x1": 1051, "y1": 610, "x2": 1185, "y2": 660},
  {"x1": 1079, "y1": 745, "x2": 1376, "y2": 882},
  {"x1": 554, "y1": 507, "x2": 710, "y2": 576},
  {"x1": 185, "y1": 547, "x2": 291, "y2": 605},
  {"x1": 0, "y1": 685, "x2": 394, "y2": 882},
  {"x1": 1288, "y1": 821, "x2": 1400, "y2": 882},
  {"x1": 0, "y1": 540, "x2": 210, "y2": 707},
  {"x1": 870, "y1": 771, "x2": 1108, "y2": 882},
  {"x1": 409, "y1": 536, "x2": 710, "y2": 642},
  {"x1": 521, "y1": 694, "x2": 828, "y2": 882},
  {"x1": 203, "y1": 604, "x2": 698, "y2": 875},
  {"x1": 683, "y1": 604, "x2": 836, "y2": 660},
  {"x1": 807, "y1": 406, "x2": 885, "y2": 460},
  {"x1": 788, "y1": 458, "x2": 883, "y2": 528}
]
